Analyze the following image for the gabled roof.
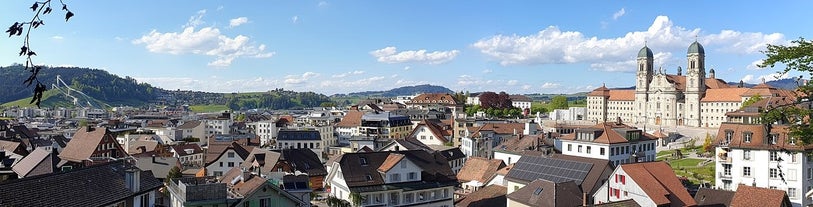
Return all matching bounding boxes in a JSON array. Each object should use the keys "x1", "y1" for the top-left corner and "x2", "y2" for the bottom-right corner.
[
  {"x1": 0, "y1": 160, "x2": 163, "y2": 207},
  {"x1": 693, "y1": 188, "x2": 735, "y2": 207},
  {"x1": 205, "y1": 142, "x2": 252, "y2": 164},
  {"x1": 714, "y1": 123, "x2": 813, "y2": 151},
  {"x1": 620, "y1": 161, "x2": 696, "y2": 206},
  {"x1": 408, "y1": 93, "x2": 459, "y2": 105},
  {"x1": 177, "y1": 120, "x2": 203, "y2": 129},
  {"x1": 457, "y1": 157, "x2": 505, "y2": 183},
  {"x1": 701, "y1": 88, "x2": 749, "y2": 102},
  {"x1": 509, "y1": 95, "x2": 533, "y2": 102},
  {"x1": 506, "y1": 154, "x2": 612, "y2": 196},
  {"x1": 59, "y1": 127, "x2": 119, "y2": 162},
  {"x1": 507, "y1": 179, "x2": 583, "y2": 207},
  {"x1": 128, "y1": 140, "x2": 159, "y2": 154},
  {"x1": 12, "y1": 148, "x2": 59, "y2": 177},
  {"x1": 560, "y1": 122, "x2": 656, "y2": 144},
  {"x1": 335, "y1": 150, "x2": 456, "y2": 187},
  {"x1": 171, "y1": 143, "x2": 203, "y2": 156},
  {"x1": 135, "y1": 156, "x2": 180, "y2": 179},
  {"x1": 377, "y1": 153, "x2": 405, "y2": 172},
  {"x1": 495, "y1": 134, "x2": 555, "y2": 153},
  {"x1": 588, "y1": 85, "x2": 610, "y2": 96},
  {"x1": 454, "y1": 185, "x2": 507, "y2": 207},
  {"x1": 608, "y1": 90, "x2": 635, "y2": 101},
  {"x1": 729, "y1": 184, "x2": 792, "y2": 207},
  {"x1": 469, "y1": 123, "x2": 534, "y2": 138},
  {"x1": 408, "y1": 119, "x2": 451, "y2": 143},
  {"x1": 276, "y1": 148, "x2": 327, "y2": 176},
  {"x1": 336, "y1": 110, "x2": 363, "y2": 128},
  {"x1": 242, "y1": 148, "x2": 281, "y2": 173}
]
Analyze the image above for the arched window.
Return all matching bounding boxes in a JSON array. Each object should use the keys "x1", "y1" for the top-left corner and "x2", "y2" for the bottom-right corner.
[
  {"x1": 640, "y1": 64, "x2": 644, "y2": 71},
  {"x1": 691, "y1": 61, "x2": 695, "y2": 68}
]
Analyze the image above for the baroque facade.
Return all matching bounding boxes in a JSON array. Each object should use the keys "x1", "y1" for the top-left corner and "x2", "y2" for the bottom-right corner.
[{"x1": 587, "y1": 41, "x2": 751, "y2": 128}]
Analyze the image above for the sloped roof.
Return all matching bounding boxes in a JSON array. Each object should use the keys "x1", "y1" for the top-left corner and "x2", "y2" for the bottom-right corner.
[
  {"x1": 59, "y1": 127, "x2": 114, "y2": 162},
  {"x1": 454, "y1": 185, "x2": 507, "y2": 207},
  {"x1": 408, "y1": 93, "x2": 459, "y2": 105},
  {"x1": 559, "y1": 122, "x2": 656, "y2": 144},
  {"x1": 714, "y1": 123, "x2": 813, "y2": 151},
  {"x1": 701, "y1": 88, "x2": 749, "y2": 102},
  {"x1": 129, "y1": 140, "x2": 159, "y2": 154},
  {"x1": 408, "y1": 120, "x2": 451, "y2": 143},
  {"x1": 205, "y1": 142, "x2": 252, "y2": 164},
  {"x1": 177, "y1": 120, "x2": 203, "y2": 129},
  {"x1": 608, "y1": 90, "x2": 635, "y2": 101},
  {"x1": 276, "y1": 148, "x2": 327, "y2": 176},
  {"x1": 506, "y1": 154, "x2": 612, "y2": 196},
  {"x1": 12, "y1": 148, "x2": 59, "y2": 177},
  {"x1": 135, "y1": 156, "x2": 180, "y2": 179},
  {"x1": 335, "y1": 150, "x2": 456, "y2": 187},
  {"x1": 509, "y1": 95, "x2": 533, "y2": 102},
  {"x1": 171, "y1": 143, "x2": 204, "y2": 156},
  {"x1": 457, "y1": 157, "x2": 505, "y2": 183},
  {"x1": 729, "y1": 184, "x2": 791, "y2": 207},
  {"x1": 693, "y1": 188, "x2": 735, "y2": 207},
  {"x1": 0, "y1": 160, "x2": 163, "y2": 207},
  {"x1": 336, "y1": 110, "x2": 363, "y2": 128},
  {"x1": 242, "y1": 148, "x2": 281, "y2": 173},
  {"x1": 469, "y1": 123, "x2": 535, "y2": 138},
  {"x1": 377, "y1": 153, "x2": 405, "y2": 172},
  {"x1": 620, "y1": 161, "x2": 696, "y2": 206},
  {"x1": 507, "y1": 179, "x2": 583, "y2": 207},
  {"x1": 588, "y1": 85, "x2": 610, "y2": 96}
]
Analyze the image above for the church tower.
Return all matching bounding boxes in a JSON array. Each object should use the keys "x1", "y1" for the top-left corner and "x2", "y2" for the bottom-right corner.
[
  {"x1": 634, "y1": 45, "x2": 654, "y2": 125},
  {"x1": 684, "y1": 41, "x2": 706, "y2": 127}
]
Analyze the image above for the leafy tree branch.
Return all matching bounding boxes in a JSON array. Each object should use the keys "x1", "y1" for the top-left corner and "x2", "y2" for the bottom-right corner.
[{"x1": 6, "y1": 0, "x2": 75, "y2": 107}]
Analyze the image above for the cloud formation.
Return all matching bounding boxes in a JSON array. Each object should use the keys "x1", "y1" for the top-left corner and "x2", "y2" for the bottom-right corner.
[
  {"x1": 133, "y1": 11, "x2": 274, "y2": 67},
  {"x1": 472, "y1": 16, "x2": 787, "y2": 72},
  {"x1": 332, "y1": 70, "x2": 365, "y2": 78},
  {"x1": 741, "y1": 73, "x2": 788, "y2": 84},
  {"x1": 370, "y1": 46, "x2": 460, "y2": 64},
  {"x1": 612, "y1": 8, "x2": 626, "y2": 20},
  {"x1": 284, "y1": 72, "x2": 319, "y2": 84},
  {"x1": 229, "y1": 17, "x2": 248, "y2": 28}
]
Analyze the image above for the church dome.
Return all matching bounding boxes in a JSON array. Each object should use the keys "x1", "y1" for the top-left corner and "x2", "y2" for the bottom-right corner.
[
  {"x1": 638, "y1": 46, "x2": 653, "y2": 58},
  {"x1": 688, "y1": 41, "x2": 705, "y2": 54}
]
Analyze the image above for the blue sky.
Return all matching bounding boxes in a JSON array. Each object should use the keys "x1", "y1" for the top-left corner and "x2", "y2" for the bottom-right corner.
[{"x1": 1, "y1": 1, "x2": 810, "y2": 95}]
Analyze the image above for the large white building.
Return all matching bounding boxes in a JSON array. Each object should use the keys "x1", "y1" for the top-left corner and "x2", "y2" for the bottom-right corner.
[
  {"x1": 587, "y1": 42, "x2": 761, "y2": 128},
  {"x1": 714, "y1": 96, "x2": 810, "y2": 207},
  {"x1": 277, "y1": 129, "x2": 325, "y2": 160},
  {"x1": 559, "y1": 122, "x2": 658, "y2": 167}
]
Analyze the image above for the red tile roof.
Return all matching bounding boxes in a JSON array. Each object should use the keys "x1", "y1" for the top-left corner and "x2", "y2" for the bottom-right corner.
[
  {"x1": 336, "y1": 110, "x2": 363, "y2": 127},
  {"x1": 621, "y1": 161, "x2": 696, "y2": 206},
  {"x1": 608, "y1": 90, "x2": 635, "y2": 101},
  {"x1": 457, "y1": 157, "x2": 506, "y2": 183},
  {"x1": 408, "y1": 93, "x2": 459, "y2": 105},
  {"x1": 376, "y1": 153, "x2": 405, "y2": 172},
  {"x1": 729, "y1": 184, "x2": 791, "y2": 207},
  {"x1": 701, "y1": 88, "x2": 750, "y2": 102},
  {"x1": 559, "y1": 122, "x2": 656, "y2": 144}
]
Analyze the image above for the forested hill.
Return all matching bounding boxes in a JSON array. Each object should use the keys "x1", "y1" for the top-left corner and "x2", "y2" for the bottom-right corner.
[
  {"x1": 340, "y1": 84, "x2": 454, "y2": 97},
  {"x1": 0, "y1": 65, "x2": 333, "y2": 109},
  {"x1": 0, "y1": 65, "x2": 158, "y2": 106}
]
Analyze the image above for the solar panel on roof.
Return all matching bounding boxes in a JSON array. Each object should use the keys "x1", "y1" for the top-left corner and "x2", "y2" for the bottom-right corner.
[{"x1": 508, "y1": 156, "x2": 594, "y2": 185}]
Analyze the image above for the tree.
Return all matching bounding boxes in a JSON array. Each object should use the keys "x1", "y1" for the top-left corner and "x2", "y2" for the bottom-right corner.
[
  {"x1": 531, "y1": 104, "x2": 548, "y2": 116},
  {"x1": 759, "y1": 37, "x2": 813, "y2": 144},
  {"x1": 741, "y1": 94, "x2": 763, "y2": 109},
  {"x1": 320, "y1": 102, "x2": 336, "y2": 107},
  {"x1": 349, "y1": 192, "x2": 363, "y2": 207},
  {"x1": 6, "y1": 0, "x2": 76, "y2": 107},
  {"x1": 478, "y1": 92, "x2": 499, "y2": 109},
  {"x1": 166, "y1": 166, "x2": 182, "y2": 184},
  {"x1": 550, "y1": 95, "x2": 569, "y2": 110},
  {"x1": 702, "y1": 133, "x2": 713, "y2": 153}
]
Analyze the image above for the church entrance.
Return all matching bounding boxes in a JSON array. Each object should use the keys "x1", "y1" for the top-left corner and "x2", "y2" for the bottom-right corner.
[
  {"x1": 655, "y1": 116, "x2": 661, "y2": 125},
  {"x1": 678, "y1": 119, "x2": 684, "y2": 126}
]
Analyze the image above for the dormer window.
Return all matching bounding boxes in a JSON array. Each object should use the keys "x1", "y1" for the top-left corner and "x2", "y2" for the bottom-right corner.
[
  {"x1": 360, "y1": 157, "x2": 368, "y2": 166},
  {"x1": 790, "y1": 136, "x2": 797, "y2": 145},
  {"x1": 365, "y1": 174, "x2": 373, "y2": 181},
  {"x1": 724, "y1": 130, "x2": 733, "y2": 144},
  {"x1": 743, "y1": 132, "x2": 752, "y2": 143},
  {"x1": 770, "y1": 134, "x2": 779, "y2": 145}
]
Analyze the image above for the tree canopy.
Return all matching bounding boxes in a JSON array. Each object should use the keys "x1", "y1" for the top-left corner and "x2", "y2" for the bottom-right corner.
[
  {"x1": 759, "y1": 37, "x2": 813, "y2": 144},
  {"x1": 550, "y1": 95, "x2": 569, "y2": 110}
]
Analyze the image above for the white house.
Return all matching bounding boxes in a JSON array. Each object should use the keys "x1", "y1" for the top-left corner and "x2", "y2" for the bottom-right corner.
[
  {"x1": 325, "y1": 150, "x2": 457, "y2": 207},
  {"x1": 248, "y1": 119, "x2": 278, "y2": 146},
  {"x1": 204, "y1": 142, "x2": 250, "y2": 177},
  {"x1": 593, "y1": 161, "x2": 696, "y2": 206},
  {"x1": 549, "y1": 107, "x2": 586, "y2": 121},
  {"x1": 558, "y1": 122, "x2": 658, "y2": 166},
  {"x1": 170, "y1": 144, "x2": 204, "y2": 167},
  {"x1": 277, "y1": 129, "x2": 324, "y2": 160}
]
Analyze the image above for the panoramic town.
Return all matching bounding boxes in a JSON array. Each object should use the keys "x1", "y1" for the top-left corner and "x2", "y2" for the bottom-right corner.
[{"x1": 2, "y1": 1, "x2": 812, "y2": 207}]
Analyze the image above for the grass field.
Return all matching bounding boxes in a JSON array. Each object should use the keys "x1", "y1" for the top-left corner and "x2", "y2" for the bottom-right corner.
[
  {"x1": 531, "y1": 100, "x2": 587, "y2": 112},
  {"x1": 656, "y1": 147, "x2": 715, "y2": 186},
  {"x1": 189, "y1": 104, "x2": 229, "y2": 113}
]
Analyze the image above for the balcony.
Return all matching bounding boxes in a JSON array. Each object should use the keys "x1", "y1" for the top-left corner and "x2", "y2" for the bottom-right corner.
[
  {"x1": 718, "y1": 172, "x2": 732, "y2": 179},
  {"x1": 717, "y1": 154, "x2": 732, "y2": 163}
]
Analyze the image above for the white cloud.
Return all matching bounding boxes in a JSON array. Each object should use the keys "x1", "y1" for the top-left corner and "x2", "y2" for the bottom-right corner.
[
  {"x1": 285, "y1": 72, "x2": 319, "y2": 84},
  {"x1": 472, "y1": 15, "x2": 787, "y2": 72},
  {"x1": 522, "y1": 85, "x2": 532, "y2": 90},
  {"x1": 370, "y1": 46, "x2": 460, "y2": 64},
  {"x1": 318, "y1": 1, "x2": 328, "y2": 7},
  {"x1": 229, "y1": 17, "x2": 249, "y2": 28},
  {"x1": 482, "y1": 69, "x2": 493, "y2": 73},
  {"x1": 133, "y1": 11, "x2": 274, "y2": 67},
  {"x1": 216, "y1": 6, "x2": 224, "y2": 11},
  {"x1": 403, "y1": 66, "x2": 411, "y2": 70},
  {"x1": 746, "y1": 59, "x2": 764, "y2": 70},
  {"x1": 135, "y1": 76, "x2": 282, "y2": 93},
  {"x1": 332, "y1": 70, "x2": 365, "y2": 78},
  {"x1": 183, "y1": 10, "x2": 207, "y2": 28},
  {"x1": 612, "y1": 8, "x2": 626, "y2": 20},
  {"x1": 541, "y1": 82, "x2": 560, "y2": 88},
  {"x1": 114, "y1": 36, "x2": 125, "y2": 41},
  {"x1": 741, "y1": 73, "x2": 788, "y2": 84},
  {"x1": 292, "y1": 16, "x2": 299, "y2": 24},
  {"x1": 51, "y1": 35, "x2": 64, "y2": 40},
  {"x1": 507, "y1": 80, "x2": 518, "y2": 85}
]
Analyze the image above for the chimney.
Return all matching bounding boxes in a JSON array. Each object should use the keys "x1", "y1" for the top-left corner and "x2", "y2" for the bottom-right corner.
[
  {"x1": 241, "y1": 167, "x2": 251, "y2": 182},
  {"x1": 152, "y1": 155, "x2": 156, "y2": 163},
  {"x1": 124, "y1": 168, "x2": 141, "y2": 192},
  {"x1": 86, "y1": 125, "x2": 94, "y2": 132}
]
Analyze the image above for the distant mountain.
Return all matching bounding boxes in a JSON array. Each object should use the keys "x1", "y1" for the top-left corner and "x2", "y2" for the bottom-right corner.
[
  {"x1": 0, "y1": 65, "x2": 332, "y2": 109},
  {"x1": 728, "y1": 78, "x2": 802, "y2": 90},
  {"x1": 339, "y1": 84, "x2": 454, "y2": 97}
]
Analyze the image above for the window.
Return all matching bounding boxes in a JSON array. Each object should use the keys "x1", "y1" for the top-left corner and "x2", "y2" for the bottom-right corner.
[
  {"x1": 567, "y1": 144, "x2": 572, "y2": 151},
  {"x1": 743, "y1": 150, "x2": 751, "y2": 160},
  {"x1": 770, "y1": 134, "x2": 779, "y2": 144},
  {"x1": 360, "y1": 157, "x2": 368, "y2": 166},
  {"x1": 610, "y1": 148, "x2": 615, "y2": 156},
  {"x1": 743, "y1": 167, "x2": 751, "y2": 177},
  {"x1": 789, "y1": 188, "x2": 797, "y2": 199},
  {"x1": 375, "y1": 194, "x2": 382, "y2": 203},
  {"x1": 219, "y1": 162, "x2": 223, "y2": 167},
  {"x1": 403, "y1": 193, "x2": 413, "y2": 203},
  {"x1": 390, "y1": 173, "x2": 401, "y2": 182},
  {"x1": 620, "y1": 175, "x2": 626, "y2": 184},
  {"x1": 808, "y1": 168, "x2": 813, "y2": 180},
  {"x1": 586, "y1": 146, "x2": 592, "y2": 154},
  {"x1": 260, "y1": 198, "x2": 269, "y2": 207},
  {"x1": 140, "y1": 194, "x2": 149, "y2": 207},
  {"x1": 724, "y1": 131, "x2": 733, "y2": 143},
  {"x1": 770, "y1": 151, "x2": 779, "y2": 161},
  {"x1": 792, "y1": 152, "x2": 799, "y2": 163},
  {"x1": 743, "y1": 132, "x2": 752, "y2": 143},
  {"x1": 365, "y1": 174, "x2": 373, "y2": 181},
  {"x1": 228, "y1": 162, "x2": 234, "y2": 167},
  {"x1": 600, "y1": 147, "x2": 606, "y2": 156},
  {"x1": 578, "y1": 145, "x2": 583, "y2": 153},
  {"x1": 401, "y1": 161, "x2": 407, "y2": 168},
  {"x1": 408, "y1": 172, "x2": 416, "y2": 180},
  {"x1": 770, "y1": 168, "x2": 778, "y2": 179},
  {"x1": 228, "y1": 152, "x2": 235, "y2": 158},
  {"x1": 418, "y1": 192, "x2": 426, "y2": 201},
  {"x1": 443, "y1": 188, "x2": 449, "y2": 198},
  {"x1": 421, "y1": 135, "x2": 426, "y2": 140}
]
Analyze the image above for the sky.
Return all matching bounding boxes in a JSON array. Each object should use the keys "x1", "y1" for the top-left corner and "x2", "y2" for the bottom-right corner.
[{"x1": 1, "y1": 1, "x2": 811, "y2": 95}]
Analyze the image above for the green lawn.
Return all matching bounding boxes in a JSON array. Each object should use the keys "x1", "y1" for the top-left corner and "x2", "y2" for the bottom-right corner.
[{"x1": 189, "y1": 104, "x2": 229, "y2": 113}]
